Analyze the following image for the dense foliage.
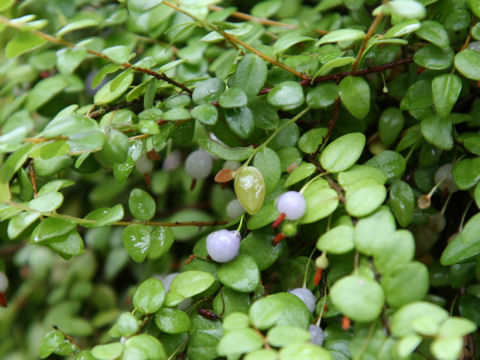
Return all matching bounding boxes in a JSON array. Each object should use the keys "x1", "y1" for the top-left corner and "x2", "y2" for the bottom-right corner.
[{"x1": 1, "y1": 0, "x2": 480, "y2": 359}]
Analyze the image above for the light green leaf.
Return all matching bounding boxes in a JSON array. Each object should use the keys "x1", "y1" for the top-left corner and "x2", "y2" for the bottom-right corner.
[
  {"x1": 455, "y1": 49, "x2": 480, "y2": 81},
  {"x1": 199, "y1": 139, "x2": 253, "y2": 161},
  {"x1": 391, "y1": 301, "x2": 448, "y2": 337},
  {"x1": 317, "y1": 29, "x2": 365, "y2": 45},
  {"x1": 320, "y1": 133, "x2": 366, "y2": 173},
  {"x1": 338, "y1": 76, "x2": 370, "y2": 119},
  {"x1": 300, "y1": 179, "x2": 339, "y2": 224},
  {"x1": 218, "y1": 254, "x2": 260, "y2": 293},
  {"x1": 415, "y1": 20, "x2": 449, "y2": 48},
  {"x1": 330, "y1": 275, "x2": 385, "y2": 322},
  {"x1": 133, "y1": 278, "x2": 165, "y2": 314},
  {"x1": 6, "y1": 32, "x2": 47, "y2": 58},
  {"x1": 267, "y1": 81, "x2": 305, "y2": 111},
  {"x1": 165, "y1": 271, "x2": 215, "y2": 307},
  {"x1": 57, "y1": 19, "x2": 100, "y2": 37},
  {"x1": 217, "y1": 328, "x2": 263, "y2": 356},
  {"x1": 317, "y1": 225, "x2": 355, "y2": 254}
]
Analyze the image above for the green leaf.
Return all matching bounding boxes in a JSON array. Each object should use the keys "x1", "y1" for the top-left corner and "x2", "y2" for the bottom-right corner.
[
  {"x1": 330, "y1": 275, "x2": 384, "y2": 322},
  {"x1": 317, "y1": 225, "x2": 355, "y2": 254},
  {"x1": 431, "y1": 74, "x2": 462, "y2": 117},
  {"x1": 298, "y1": 128, "x2": 328, "y2": 154},
  {"x1": 191, "y1": 104, "x2": 218, "y2": 125},
  {"x1": 374, "y1": 230, "x2": 415, "y2": 275},
  {"x1": 400, "y1": 79, "x2": 433, "y2": 111},
  {"x1": 274, "y1": 33, "x2": 315, "y2": 55},
  {"x1": 306, "y1": 84, "x2": 338, "y2": 109},
  {"x1": 317, "y1": 29, "x2": 365, "y2": 45},
  {"x1": 102, "y1": 45, "x2": 131, "y2": 63},
  {"x1": 391, "y1": 301, "x2": 448, "y2": 337},
  {"x1": 381, "y1": 261, "x2": 429, "y2": 308},
  {"x1": 378, "y1": 107, "x2": 404, "y2": 147},
  {"x1": 389, "y1": 181, "x2": 414, "y2": 227},
  {"x1": 8, "y1": 211, "x2": 40, "y2": 239},
  {"x1": 300, "y1": 179, "x2": 339, "y2": 224},
  {"x1": 285, "y1": 163, "x2": 316, "y2": 187},
  {"x1": 224, "y1": 107, "x2": 255, "y2": 139},
  {"x1": 199, "y1": 139, "x2": 253, "y2": 161},
  {"x1": 94, "y1": 72, "x2": 134, "y2": 104},
  {"x1": 253, "y1": 147, "x2": 281, "y2": 193},
  {"x1": 122, "y1": 224, "x2": 151, "y2": 263},
  {"x1": 249, "y1": 99, "x2": 279, "y2": 130},
  {"x1": 39, "y1": 329, "x2": 65, "y2": 359},
  {"x1": 438, "y1": 317, "x2": 477, "y2": 337},
  {"x1": 26, "y1": 75, "x2": 69, "y2": 111},
  {"x1": 452, "y1": 158, "x2": 480, "y2": 190},
  {"x1": 386, "y1": 0, "x2": 426, "y2": 19},
  {"x1": 384, "y1": 19, "x2": 421, "y2": 38},
  {"x1": 128, "y1": 0, "x2": 163, "y2": 12},
  {"x1": 28, "y1": 191, "x2": 63, "y2": 212},
  {"x1": 0, "y1": 0, "x2": 14, "y2": 11},
  {"x1": 154, "y1": 308, "x2": 191, "y2": 334},
  {"x1": 455, "y1": 49, "x2": 480, "y2": 81},
  {"x1": 192, "y1": 78, "x2": 226, "y2": 105},
  {"x1": 6, "y1": 32, "x2": 47, "y2": 58},
  {"x1": 365, "y1": 150, "x2": 406, "y2": 180},
  {"x1": 133, "y1": 278, "x2": 165, "y2": 314},
  {"x1": 91, "y1": 342, "x2": 124, "y2": 360},
  {"x1": 249, "y1": 292, "x2": 310, "y2": 330},
  {"x1": 48, "y1": 230, "x2": 84, "y2": 259},
  {"x1": 345, "y1": 179, "x2": 386, "y2": 217},
  {"x1": 320, "y1": 133, "x2": 366, "y2": 173},
  {"x1": 338, "y1": 165, "x2": 387, "y2": 187},
  {"x1": 31, "y1": 218, "x2": 76, "y2": 243},
  {"x1": 234, "y1": 166, "x2": 266, "y2": 215},
  {"x1": 217, "y1": 328, "x2": 263, "y2": 356},
  {"x1": 109, "y1": 312, "x2": 139, "y2": 337},
  {"x1": 244, "y1": 349, "x2": 278, "y2": 360},
  {"x1": 56, "y1": 47, "x2": 87, "y2": 75},
  {"x1": 125, "y1": 334, "x2": 166, "y2": 360},
  {"x1": 355, "y1": 206, "x2": 396, "y2": 256},
  {"x1": 415, "y1": 20, "x2": 449, "y2": 48},
  {"x1": 218, "y1": 254, "x2": 260, "y2": 292},
  {"x1": 279, "y1": 343, "x2": 333, "y2": 360},
  {"x1": 223, "y1": 312, "x2": 250, "y2": 331},
  {"x1": 338, "y1": 76, "x2": 370, "y2": 119},
  {"x1": 83, "y1": 205, "x2": 124, "y2": 228},
  {"x1": 233, "y1": 54, "x2": 268, "y2": 100},
  {"x1": 413, "y1": 45, "x2": 453, "y2": 70},
  {"x1": 57, "y1": 18, "x2": 100, "y2": 37},
  {"x1": 421, "y1": 115, "x2": 453, "y2": 150},
  {"x1": 314, "y1": 57, "x2": 355, "y2": 77},
  {"x1": 128, "y1": 188, "x2": 156, "y2": 221},
  {"x1": 148, "y1": 226, "x2": 174, "y2": 260},
  {"x1": 240, "y1": 231, "x2": 283, "y2": 271},
  {"x1": 441, "y1": 213, "x2": 480, "y2": 265},
  {"x1": 430, "y1": 337, "x2": 463, "y2": 360},
  {"x1": 267, "y1": 325, "x2": 311, "y2": 347},
  {"x1": 267, "y1": 81, "x2": 305, "y2": 111},
  {"x1": 165, "y1": 271, "x2": 215, "y2": 307},
  {"x1": 218, "y1": 88, "x2": 248, "y2": 108}
]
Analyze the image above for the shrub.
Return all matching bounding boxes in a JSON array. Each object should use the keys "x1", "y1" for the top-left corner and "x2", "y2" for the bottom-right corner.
[{"x1": 1, "y1": 0, "x2": 480, "y2": 359}]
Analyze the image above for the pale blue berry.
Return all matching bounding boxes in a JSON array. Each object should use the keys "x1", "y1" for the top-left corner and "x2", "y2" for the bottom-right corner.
[
  {"x1": 0, "y1": 271, "x2": 8, "y2": 292},
  {"x1": 226, "y1": 199, "x2": 245, "y2": 219},
  {"x1": 185, "y1": 150, "x2": 213, "y2": 179},
  {"x1": 276, "y1": 191, "x2": 306, "y2": 220},
  {"x1": 308, "y1": 325, "x2": 324, "y2": 346},
  {"x1": 289, "y1": 287, "x2": 316, "y2": 312},
  {"x1": 206, "y1": 230, "x2": 241, "y2": 263}
]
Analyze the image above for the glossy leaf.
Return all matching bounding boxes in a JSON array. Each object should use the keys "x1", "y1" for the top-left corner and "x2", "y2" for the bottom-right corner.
[
  {"x1": 389, "y1": 181, "x2": 414, "y2": 227},
  {"x1": 416, "y1": 20, "x2": 449, "y2": 48},
  {"x1": 234, "y1": 166, "x2": 266, "y2": 215},
  {"x1": 455, "y1": 49, "x2": 480, "y2": 81},
  {"x1": 253, "y1": 147, "x2": 281, "y2": 193},
  {"x1": 267, "y1": 81, "x2": 305, "y2": 111},
  {"x1": 129, "y1": 188, "x2": 156, "y2": 221},
  {"x1": 217, "y1": 254, "x2": 260, "y2": 293},
  {"x1": 300, "y1": 179, "x2": 339, "y2": 224},
  {"x1": 421, "y1": 115, "x2": 453, "y2": 150},
  {"x1": 233, "y1": 54, "x2": 268, "y2": 100},
  {"x1": 133, "y1": 278, "x2": 165, "y2": 314},
  {"x1": 165, "y1": 271, "x2": 215, "y2": 307},
  {"x1": 338, "y1": 76, "x2": 370, "y2": 119},
  {"x1": 452, "y1": 158, "x2": 480, "y2": 190},
  {"x1": 432, "y1": 74, "x2": 462, "y2": 117},
  {"x1": 320, "y1": 133, "x2": 365, "y2": 173}
]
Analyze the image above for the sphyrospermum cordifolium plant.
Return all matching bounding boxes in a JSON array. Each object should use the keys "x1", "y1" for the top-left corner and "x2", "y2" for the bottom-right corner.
[{"x1": 1, "y1": 0, "x2": 480, "y2": 359}]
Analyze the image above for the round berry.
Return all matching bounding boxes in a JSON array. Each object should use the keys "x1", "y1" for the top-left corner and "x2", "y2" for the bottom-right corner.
[
  {"x1": 281, "y1": 222, "x2": 298, "y2": 237},
  {"x1": 185, "y1": 150, "x2": 213, "y2": 179},
  {"x1": 135, "y1": 154, "x2": 154, "y2": 174},
  {"x1": 226, "y1": 199, "x2": 245, "y2": 219},
  {"x1": 288, "y1": 287, "x2": 316, "y2": 313},
  {"x1": 434, "y1": 163, "x2": 458, "y2": 193},
  {"x1": 0, "y1": 271, "x2": 8, "y2": 293},
  {"x1": 276, "y1": 191, "x2": 306, "y2": 220},
  {"x1": 308, "y1": 325, "x2": 324, "y2": 346},
  {"x1": 163, "y1": 151, "x2": 181, "y2": 171},
  {"x1": 206, "y1": 229, "x2": 241, "y2": 263},
  {"x1": 315, "y1": 253, "x2": 329, "y2": 269}
]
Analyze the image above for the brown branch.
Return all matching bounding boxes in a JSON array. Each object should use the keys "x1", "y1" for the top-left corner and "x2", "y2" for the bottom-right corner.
[
  {"x1": 208, "y1": 5, "x2": 329, "y2": 35},
  {"x1": 351, "y1": 12, "x2": 384, "y2": 73},
  {"x1": 0, "y1": 15, "x2": 192, "y2": 94}
]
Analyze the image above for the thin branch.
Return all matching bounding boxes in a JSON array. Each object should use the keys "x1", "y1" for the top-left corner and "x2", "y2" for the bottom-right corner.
[
  {"x1": 163, "y1": 1, "x2": 309, "y2": 80},
  {"x1": 7, "y1": 201, "x2": 228, "y2": 228},
  {"x1": 0, "y1": 15, "x2": 192, "y2": 94},
  {"x1": 351, "y1": 11, "x2": 384, "y2": 73},
  {"x1": 208, "y1": 4, "x2": 329, "y2": 35}
]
